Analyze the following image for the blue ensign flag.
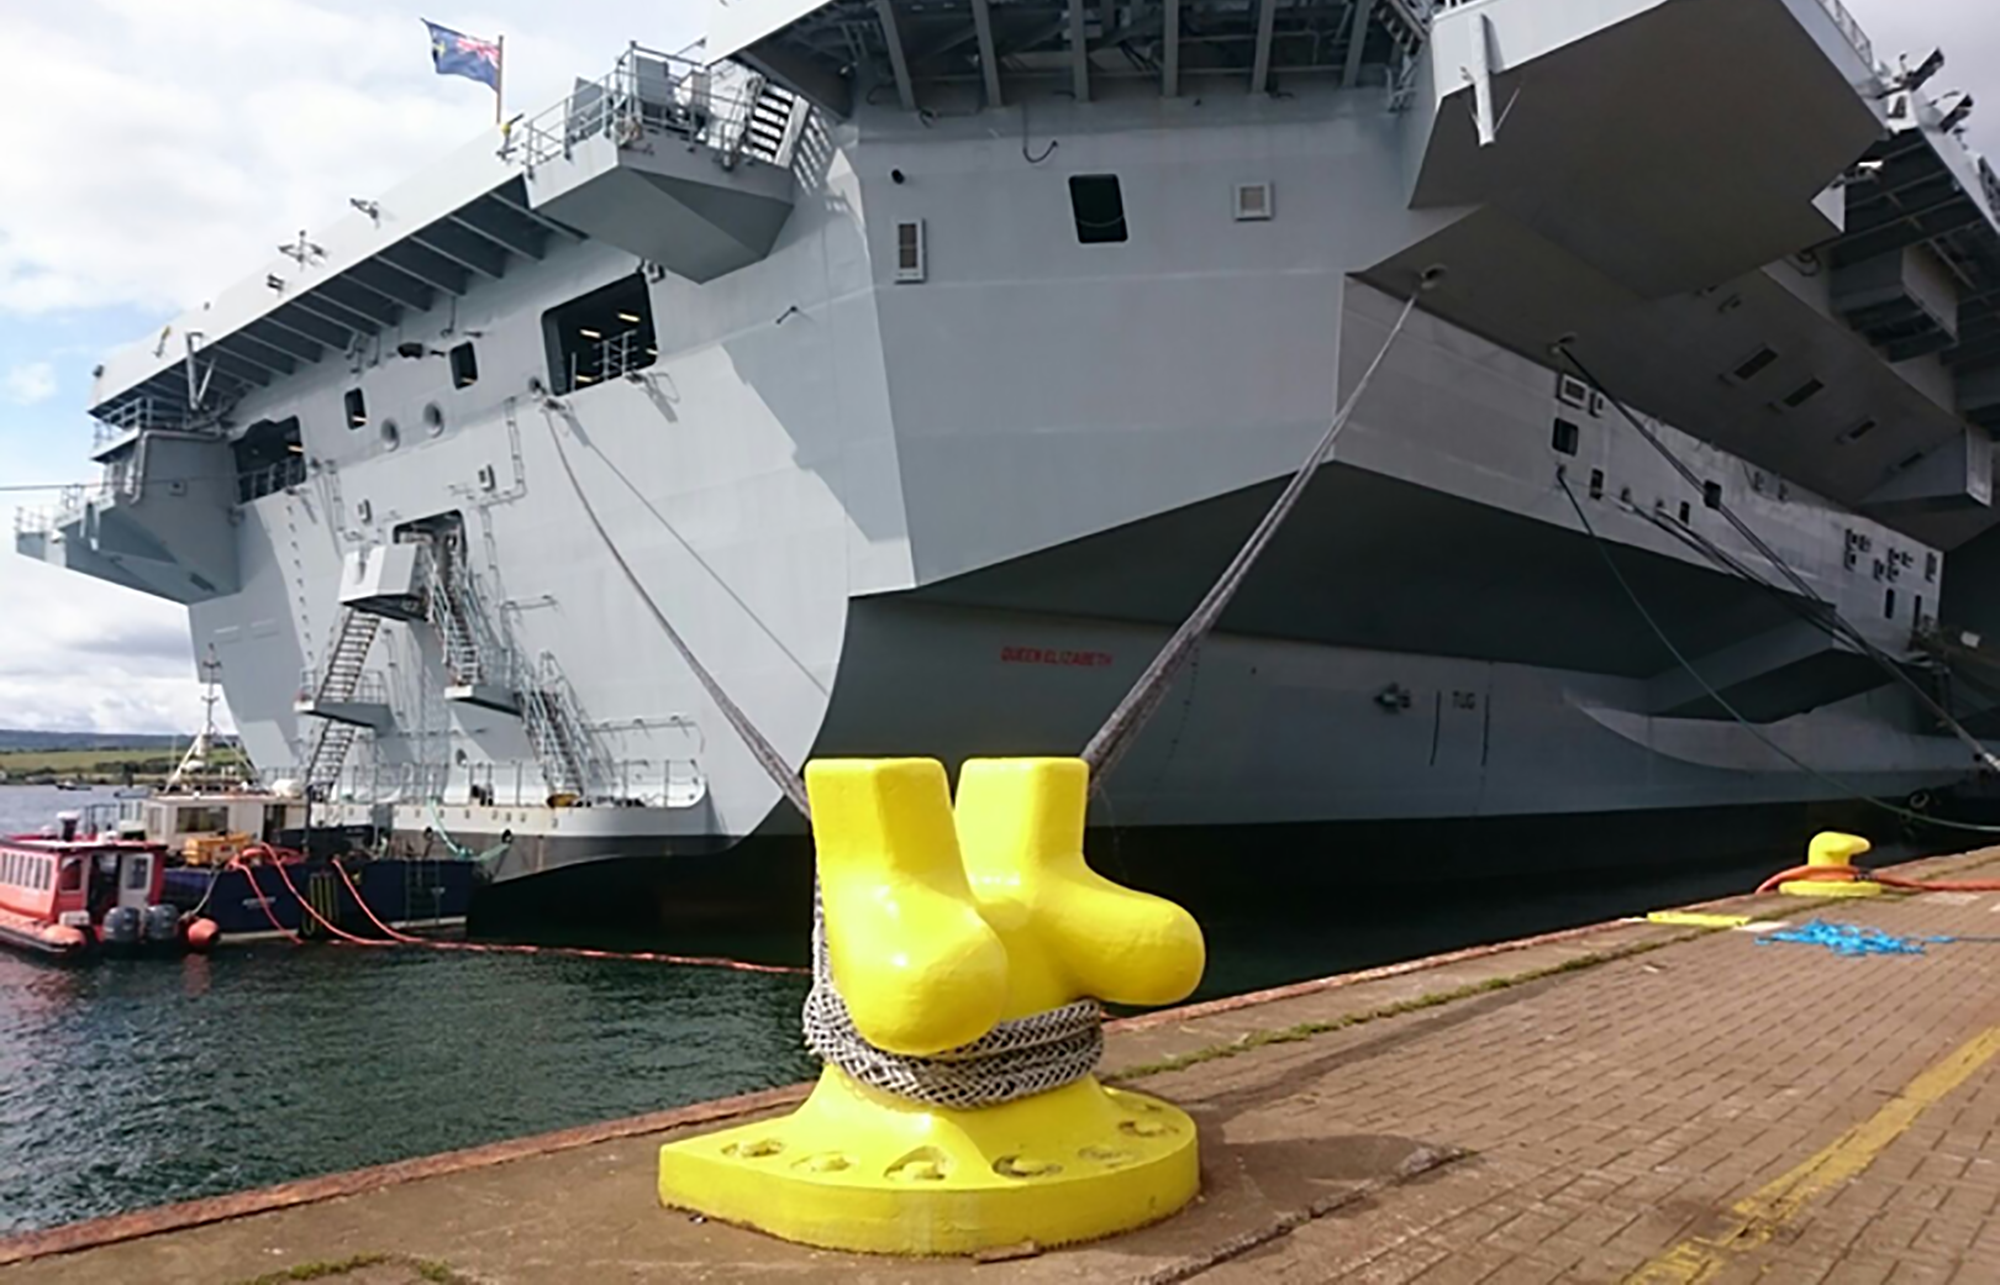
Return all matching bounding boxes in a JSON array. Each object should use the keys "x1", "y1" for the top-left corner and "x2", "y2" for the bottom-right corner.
[{"x1": 423, "y1": 20, "x2": 501, "y2": 91}]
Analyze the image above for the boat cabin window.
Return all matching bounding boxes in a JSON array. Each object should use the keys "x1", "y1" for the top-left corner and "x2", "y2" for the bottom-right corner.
[
  {"x1": 543, "y1": 274, "x2": 656, "y2": 394},
  {"x1": 175, "y1": 806, "x2": 230, "y2": 834},
  {"x1": 1069, "y1": 175, "x2": 1129, "y2": 244},
  {"x1": 125, "y1": 855, "x2": 150, "y2": 892},
  {"x1": 59, "y1": 860, "x2": 82, "y2": 893},
  {"x1": 450, "y1": 341, "x2": 479, "y2": 389},
  {"x1": 345, "y1": 388, "x2": 368, "y2": 429}
]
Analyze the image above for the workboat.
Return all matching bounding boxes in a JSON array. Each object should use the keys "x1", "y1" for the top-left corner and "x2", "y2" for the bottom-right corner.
[
  {"x1": 0, "y1": 813, "x2": 208, "y2": 959},
  {"x1": 122, "y1": 789, "x2": 480, "y2": 943},
  {"x1": 21, "y1": 0, "x2": 2000, "y2": 898}
]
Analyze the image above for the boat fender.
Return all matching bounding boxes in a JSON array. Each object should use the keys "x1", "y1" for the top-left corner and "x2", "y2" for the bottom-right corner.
[
  {"x1": 141, "y1": 904, "x2": 182, "y2": 944},
  {"x1": 44, "y1": 925, "x2": 87, "y2": 954},
  {"x1": 185, "y1": 917, "x2": 220, "y2": 953},
  {"x1": 100, "y1": 906, "x2": 142, "y2": 947}
]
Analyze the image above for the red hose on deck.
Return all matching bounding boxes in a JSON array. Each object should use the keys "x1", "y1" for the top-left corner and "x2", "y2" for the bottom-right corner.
[
  {"x1": 226, "y1": 842, "x2": 804, "y2": 974},
  {"x1": 1754, "y1": 865, "x2": 1853, "y2": 895},
  {"x1": 225, "y1": 853, "x2": 303, "y2": 945},
  {"x1": 325, "y1": 855, "x2": 805, "y2": 975},
  {"x1": 259, "y1": 849, "x2": 392, "y2": 949},
  {"x1": 1754, "y1": 864, "x2": 2000, "y2": 895}
]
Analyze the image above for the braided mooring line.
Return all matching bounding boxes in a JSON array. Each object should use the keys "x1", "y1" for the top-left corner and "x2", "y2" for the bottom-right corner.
[{"x1": 802, "y1": 889, "x2": 1105, "y2": 1108}]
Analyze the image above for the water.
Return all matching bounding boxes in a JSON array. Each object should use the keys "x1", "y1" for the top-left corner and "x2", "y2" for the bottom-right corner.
[{"x1": 0, "y1": 783, "x2": 1922, "y2": 1236}]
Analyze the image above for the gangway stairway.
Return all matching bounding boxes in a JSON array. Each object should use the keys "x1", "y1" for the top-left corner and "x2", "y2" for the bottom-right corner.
[
  {"x1": 421, "y1": 534, "x2": 610, "y2": 802},
  {"x1": 736, "y1": 76, "x2": 801, "y2": 168},
  {"x1": 519, "y1": 656, "x2": 598, "y2": 800},
  {"x1": 300, "y1": 608, "x2": 384, "y2": 793},
  {"x1": 423, "y1": 540, "x2": 518, "y2": 714}
]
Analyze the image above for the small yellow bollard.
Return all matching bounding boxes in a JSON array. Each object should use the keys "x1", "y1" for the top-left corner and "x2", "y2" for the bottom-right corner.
[
  {"x1": 657, "y1": 757, "x2": 1206, "y2": 1254},
  {"x1": 1779, "y1": 832, "x2": 1884, "y2": 898}
]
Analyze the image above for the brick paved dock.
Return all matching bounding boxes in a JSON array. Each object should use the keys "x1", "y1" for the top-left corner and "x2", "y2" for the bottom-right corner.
[{"x1": 9, "y1": 848, "x2": 2000, "y2": 1284}]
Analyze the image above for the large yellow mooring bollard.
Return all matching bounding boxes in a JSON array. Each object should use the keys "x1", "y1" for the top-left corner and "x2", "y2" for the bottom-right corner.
[
  {"x1": 1779, "y1": 831, "x2": 1884, "y2": 898},
  {"x1": 657, "y1": 757, "x2": 1206, "y2": 1254}
]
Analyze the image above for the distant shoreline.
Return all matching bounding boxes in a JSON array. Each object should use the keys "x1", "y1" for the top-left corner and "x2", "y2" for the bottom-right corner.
[{"x1": 0, "y1": 746, "x2": 247, "y2": 788}]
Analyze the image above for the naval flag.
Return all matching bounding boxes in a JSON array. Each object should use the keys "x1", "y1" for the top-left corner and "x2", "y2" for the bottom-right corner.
[{"x1": 423, "y1": 20, "x2": 502, "y2": 91}]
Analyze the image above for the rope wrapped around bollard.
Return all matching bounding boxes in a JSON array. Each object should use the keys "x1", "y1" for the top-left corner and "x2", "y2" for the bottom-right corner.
[{"x1": 801, "y1": 889, "x2": 1104, "y2": 1108}]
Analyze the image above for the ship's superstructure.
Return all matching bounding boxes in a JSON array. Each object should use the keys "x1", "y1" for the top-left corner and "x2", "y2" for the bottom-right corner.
[{"x1": 20, "y1": 1, "x2": 2000, "y2": 879}]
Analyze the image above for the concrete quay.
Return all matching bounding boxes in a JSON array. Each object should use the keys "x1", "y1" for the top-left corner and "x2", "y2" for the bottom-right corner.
[{"x1": 10, "y1": 848, "x2": 2000, "y2": 1283}]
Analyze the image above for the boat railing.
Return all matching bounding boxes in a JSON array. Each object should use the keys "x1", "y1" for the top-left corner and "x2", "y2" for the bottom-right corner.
[{"x1": 502, "y1": 44, "x2": 791, "y2": 173}]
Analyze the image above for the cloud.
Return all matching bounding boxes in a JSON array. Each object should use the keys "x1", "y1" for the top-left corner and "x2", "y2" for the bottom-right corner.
[
  {"x1": 0, "y1": 0, "x2": 695, "y2": 318},
  {"x1": 2, "y1": 362, "x2": 55, "y2": 405},
  {"x1": 0, "y1": 548, "x2": 213, "y2": 733}
]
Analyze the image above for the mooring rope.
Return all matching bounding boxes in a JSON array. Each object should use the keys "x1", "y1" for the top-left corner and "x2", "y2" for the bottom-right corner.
[
  {"x1": 541, "y1": 280, "x2": 1438, "y2": 1105},
  {"x1": 1081, "y1": 279, "x2": 1434, "y2": 782}
]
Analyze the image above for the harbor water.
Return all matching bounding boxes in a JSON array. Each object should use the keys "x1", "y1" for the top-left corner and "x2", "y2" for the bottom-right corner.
[{"x1": 0, "y1": 783, "x2": 1929, "y2": 1236}]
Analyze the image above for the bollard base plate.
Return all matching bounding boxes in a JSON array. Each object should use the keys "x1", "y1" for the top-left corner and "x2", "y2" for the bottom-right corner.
[
  {"x1": 1779, "y1": 879, "x2": 1884, "y2": 898},
  {"x1": 658, "y1": 1066, "x2": 1199, "y2": 1255}
]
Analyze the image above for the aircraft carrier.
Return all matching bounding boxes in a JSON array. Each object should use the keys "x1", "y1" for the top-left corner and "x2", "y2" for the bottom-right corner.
[{"x1": 20, "y1": 0, "x2": 2000, "y2": 886}]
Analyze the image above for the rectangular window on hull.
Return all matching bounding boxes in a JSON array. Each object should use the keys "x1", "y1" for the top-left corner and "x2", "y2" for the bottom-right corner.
[
  {"x1": 1069, "y1": 175, "x2": 1128, "y2": 244},
  {"x1": 344, "y1": 388, "x2": 367, "y2": 428},
  {"x1": 1552, "y1": 419, "x2": 1580, "y2": 456},
  {"x1": 450, "y1": 341, "x2": 478, "y2": 389},
  {"x1": 543, "y1": 273, "x2": 657, "y2": 394}
]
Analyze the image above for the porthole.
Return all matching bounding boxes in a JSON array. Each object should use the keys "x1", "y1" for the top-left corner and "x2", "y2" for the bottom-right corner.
[
  {"x1": 423, "y1": 403, "x2": 445, "y2": 436},
  {"x1": 381, "y1": 419, "x2": 401, "y2": 450}
]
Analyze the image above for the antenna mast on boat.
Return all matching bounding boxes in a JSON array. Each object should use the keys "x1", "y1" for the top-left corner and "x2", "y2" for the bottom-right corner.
[{"x1": 166, "y1": 649, "x2": 226, "y2": 792}]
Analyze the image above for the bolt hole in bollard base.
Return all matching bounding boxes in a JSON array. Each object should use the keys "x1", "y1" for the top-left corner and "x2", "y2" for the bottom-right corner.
[
  {"x1": 657, "y1": 1066, "x2": 1199, "y2": 1254},
  {"x1": 657, "y1": 756, "x2": 1205, "y2": 1255}
]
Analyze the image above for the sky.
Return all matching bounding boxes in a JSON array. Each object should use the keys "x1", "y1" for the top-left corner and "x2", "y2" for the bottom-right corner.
[
  {"x1": 0, "y1": 0, "x2": 1995, "y2": 735},
  {"x1": 0, "y1": 0, "x2": 699, "y2": 734}
]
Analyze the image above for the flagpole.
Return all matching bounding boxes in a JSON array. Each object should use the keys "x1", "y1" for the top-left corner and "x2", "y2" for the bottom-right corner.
[{"x1": 495, "y1": 34, "x2": 505, "y2": 126}]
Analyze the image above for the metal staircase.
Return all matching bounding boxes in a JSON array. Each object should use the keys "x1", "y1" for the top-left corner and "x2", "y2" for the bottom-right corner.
[
  {"x1": 517, "y1": 653, "x2": 607, "y2": 802},
  {"x1": 738, "y1": 76, "x2": 800, "y2": 169},
  {"x1": 303, "y1": 607, "x2": 382, "y2": 791},
  {"x1": 422, "y1": 535, "x2": 516, "y2": 712}
]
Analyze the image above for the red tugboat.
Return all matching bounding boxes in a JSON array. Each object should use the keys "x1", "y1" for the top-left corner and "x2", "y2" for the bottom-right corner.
[{"x1": 0, "y1": 813, "x2": 217, "y2": 958}]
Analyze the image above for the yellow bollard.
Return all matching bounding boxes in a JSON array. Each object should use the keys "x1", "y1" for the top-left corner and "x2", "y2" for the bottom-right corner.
[
  {"x1": 657, "y1": 757, "x2": 1206, "y2": 1254},
  {"x1": 1779, "y1": 831, "x2": 1884, "y2": 898}
]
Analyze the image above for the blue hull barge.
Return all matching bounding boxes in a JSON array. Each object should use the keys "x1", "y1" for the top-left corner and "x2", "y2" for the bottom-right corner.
[{"x1": 161, "y1": 856, "x2": 478, "y2": 942}]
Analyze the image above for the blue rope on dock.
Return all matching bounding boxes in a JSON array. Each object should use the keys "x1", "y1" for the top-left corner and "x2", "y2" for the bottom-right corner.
[{"x1": 1756, "y1": 919, "x2": 1955, "y2": 957}]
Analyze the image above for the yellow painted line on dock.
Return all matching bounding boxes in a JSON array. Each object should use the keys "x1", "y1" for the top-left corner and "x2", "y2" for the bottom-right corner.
[{"x1": 1626, "y1": 1024, "x2": 2000, "y2": 1284}]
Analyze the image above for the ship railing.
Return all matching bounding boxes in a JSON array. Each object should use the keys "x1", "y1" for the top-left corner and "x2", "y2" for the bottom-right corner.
[
  {"x1": 461, "y1": 757, "x2": 706, "y2": 808},
  {"x1": 91, "y1": 398, "x2": 191, "y2": 449},
  {"x1": 236, "y1": 455, "x2": 307, "y2": 506},
  {"x1": 315, "y1": 758, "x2": 706, "y2": 809},
  {"x1": 295, "y1": 669, "x2": 389, "y2": 708},
  {"x1": 1812, "y1": 0, "x2": 1873, "y2": 67},
  {"x1": 16, "y1": 482, "x2": 113, "y2": 534},
  {"x1": 503, "y1": 44, "x2": 787, "y2": 173},
  {"x1": 566, "y1": 327, "x2": 652, "y2": 390}
]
